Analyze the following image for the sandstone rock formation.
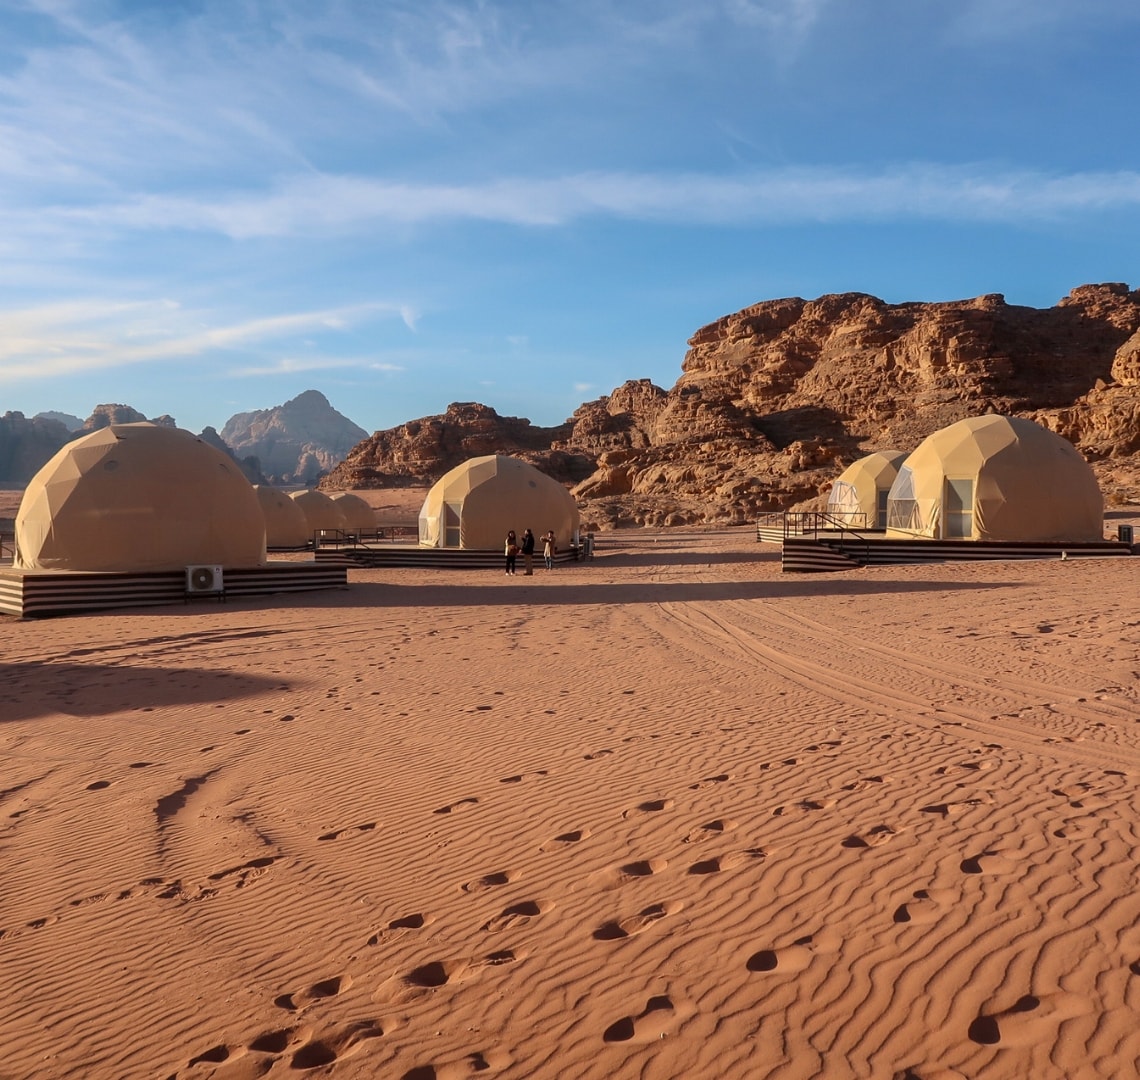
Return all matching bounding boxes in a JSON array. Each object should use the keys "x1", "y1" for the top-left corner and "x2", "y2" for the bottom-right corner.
[
  {"x1": 35, "y1": 411, "x2": 84, "y2": 432},
  {"x1": 84, "y1": 404, "x2": 177, "y2": 430},
  {"x1": 325, "y1": 284, "x2": 1140, "y2": 528},
  {"x1": 221, "y1": 390, "x2": 367, "y2": 486},
  {"x1": 320, "y1": 401, "x2": 594, "y2": 490},
  {"x1": 0, "y1": 412, "x2": 71, "y2": 484}
]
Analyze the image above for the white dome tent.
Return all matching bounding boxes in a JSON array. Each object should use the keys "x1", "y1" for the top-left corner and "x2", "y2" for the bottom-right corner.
[
  {"x1": 16, "y1": 423, "x2": 266, "y2": 572},
  {"x1": 885, "y1": 416, "x2": 1103, "y2": 542},
  {"x1": 418, "y1": 455, "x2": 580, "y2": 550},
  {"x1": 826, "y1": 451, "x2": 907, "y2": 528}
]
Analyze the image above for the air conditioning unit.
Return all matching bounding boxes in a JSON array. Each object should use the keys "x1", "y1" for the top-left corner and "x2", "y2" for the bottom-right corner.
[{"x1": 185, "y1": 565, "x2": 224, "y2": 594}]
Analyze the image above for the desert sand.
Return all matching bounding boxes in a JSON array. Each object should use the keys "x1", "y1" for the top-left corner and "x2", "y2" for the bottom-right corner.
[{"x1": 2, "y1": 522, "x2": 1140, "y2": 1079}]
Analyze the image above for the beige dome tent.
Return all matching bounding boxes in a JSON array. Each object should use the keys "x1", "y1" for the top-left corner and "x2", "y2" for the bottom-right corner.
[
  {"x1": 419, "y1": 455, "x2": 580, "y2": 549},
  {"x1": 826, "y1": 451, "x2": 907, "y2": 528},
  {"x1": 330, "y1": 492, "x2": 376, "y2": 533},
  {"x1": 16, "y1": 423, "x2": 266, "y2": 572},
  {"x1": 255, "y1": 485, "x2": 311, "y2": 548},
  {"x1": 886, "y1": 415, "x2": 1103, "y2": 541},
  {"x1": 289, "y1": 489, "x2": 348, "y2": 535}
]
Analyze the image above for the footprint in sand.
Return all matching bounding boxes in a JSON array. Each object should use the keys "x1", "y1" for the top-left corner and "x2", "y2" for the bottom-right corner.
[
  {"x1": 367, "y1": 912, "x2": 436, "y2": 947},
  {"x1": 920, "y1": 796, "x2": 992, "y2": 817},
  {"x1": 583, "y1": 749, "x2": 614, "y2": 761},
  {"x1": 481, "y1": 899, "x2": 555, "y2": 934},
  {"x1": 968, "y1": 991, "x2": 1091, "y2": 1047},
  {"x1": 435, "y1": 798, "x2": 480, "y2": 815},
  {"x1": 499, "y1": 770, "x2": 549, "y2": 784},
  {"x1": 841, "y1": 824, "x2": 904, "y2": 849},
  {"x1": 892, "y1": 887, "x2": 958, "y2": 925},
  {"x1": 797, "y1": 797, "x2": 837, "y2": 811},
  {"x1": 400, "y1": 1048, "x2": 512, "y2": 1079},
  {"x1": 588, "y1": 858, "x2": 668, "y2": 891},
  {"x1": 287, "y1": 1020, "x2": 388, "y2": 1071},
  {"x1": 622, "y1": 798, "x2": 675, "y2": 820},
  {"x1": 602, "y1": 994, "x2": 695, "y2": 1044},
  {"x1": 683, "y1": 818, "x2": 739, "y2": 844},
  {"x1": 959, "y1": 849, "x2": 1018, "y2": 875},
  {"x1": 206, "y1": 855, "x2": 280, "y2": 888},
  {"x1": 540, "y1": 828, "x2": 592, "y2": 852},
  {"x1": 593, "y1": 900, "x2": 683, "y2": 940},
  {"x1": 319, "y1": 821, "x2": 378, "y2": 841},
  {"x1": 461, "y1": 869, "x2": 522, "y2": 894},
  {"x1": 688, "y1": 774, "x2": 731, "y2": 791},
  {"x1": 374, "y1": 949, "x2": 527, "y2": 1002},
  {"x1": 247, "y1": 1024, "x2": 314, "y2": 1055},
  {"x1": 688, "y1": 851, "x2": 752, "y2": 875},
  {"x1": 86, "y1": 780, "x2": 112, "y2": 791},
  {"x1": 275, "y1": 974, "x2": 353, "y2": 1012},
  {"x1": 842, "y1": 775, "x2": 891, "y2": 792},
  {"x1": 746, "y1": 928, "x2": 842, "y2": 974}
]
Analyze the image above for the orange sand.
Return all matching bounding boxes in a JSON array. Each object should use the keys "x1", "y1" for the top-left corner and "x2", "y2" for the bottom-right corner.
[{"x1": 2, "y1": 527, "x2": 1140, "y2": 1079}]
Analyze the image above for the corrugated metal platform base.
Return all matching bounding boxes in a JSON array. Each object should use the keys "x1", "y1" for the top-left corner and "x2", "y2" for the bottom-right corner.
[
  {"x1": 315, "y1": 545, "x2": 583, "y2": 570},
  {"x1": 781, "y1": 536, "x2": 1134, "y2": 572},
  {"x1": 0, "y1": 562, "x2": 348, "y2": 618}
]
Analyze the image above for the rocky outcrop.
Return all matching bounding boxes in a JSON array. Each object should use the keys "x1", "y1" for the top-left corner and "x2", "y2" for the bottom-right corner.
[
  {"x1": 325, "y1": 284, "x2": 1140, "y2": 528},
  {"x1": 35, "y1": 411, "x2": 83, "y2": 432},
  {"x1": 198, "y1": 426, "x2": 266, "y2": 485},
  {"x1": 320, "y1": 401, "x2": 594, "y2": 490},
  {"x1": 84, "y1": 404, "x2": 177, "y2": 430},
  {"x1": 221, "y1": 390, "x2": 367, "y2": 486},
  {"x1": 0, "y1": 412, "x2": 70, "y2": 483}
]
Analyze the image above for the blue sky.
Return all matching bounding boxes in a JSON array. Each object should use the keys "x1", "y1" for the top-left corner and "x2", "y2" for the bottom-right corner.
[{"x1": 1, "y1": 0, "x2": 1138, "y2": 436}]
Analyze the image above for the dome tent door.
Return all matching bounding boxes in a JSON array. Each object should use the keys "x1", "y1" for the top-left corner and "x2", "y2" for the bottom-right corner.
[{"x1": 944, "y1": 478, "x2": 974, "y2": 538}]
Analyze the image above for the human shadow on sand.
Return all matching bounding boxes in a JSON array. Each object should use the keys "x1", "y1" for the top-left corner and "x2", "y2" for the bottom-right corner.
[
  {"x1": 0, "y1": 661, "x2": 283, "y2": 723},
  {"x1": 325, "y1": 577, "x2": 1024, "y2": 609}
]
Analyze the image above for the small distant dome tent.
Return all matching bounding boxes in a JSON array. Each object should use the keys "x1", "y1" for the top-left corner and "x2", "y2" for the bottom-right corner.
[
  {"x1": 289, "y1": 489, "x2": 348, "y2": 535},
  {"x1": 255, "y1": 485, "x2": 311, "y2": 548},
  {"x1": 15, "y1": 423, "x2": 266, "y2": 572},
  {"x1": 826, "y1": 451, "x2": 907, "y2": 528},
  {"x1": 885, "y1": 415, "x2": 1103, "y2": 542},
  {"x1": 329, "y1": 492, "x2": 376, "y2": 533},
  {"x1": 418, "y1": 455, "x2": 580, "y2": 549}
]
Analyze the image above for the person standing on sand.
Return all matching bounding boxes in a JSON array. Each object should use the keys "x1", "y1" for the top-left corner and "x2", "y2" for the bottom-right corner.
[
  {"x1": 521, "y1": 528, "x2": 535, "y2": 575},
  {"x1": 542, "y1": 530, "x2": 556, "y2": 570},
  {"x1": 505, "y1": 530, "x2": 518, "y2": 575}
]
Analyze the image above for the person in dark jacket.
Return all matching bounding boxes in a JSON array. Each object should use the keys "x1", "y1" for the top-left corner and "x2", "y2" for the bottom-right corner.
[
  {"x1": 520, "y1": 528, "x2": 536, "y2": 575},
  {"x1": 505, "y1": 530, "x2": 518, "y2": 575}
]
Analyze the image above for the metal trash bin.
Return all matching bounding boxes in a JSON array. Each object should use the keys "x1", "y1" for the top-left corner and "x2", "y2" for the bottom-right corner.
[{"x1": 1118, "y1": 524, "x2": 1134, "y2": 545}]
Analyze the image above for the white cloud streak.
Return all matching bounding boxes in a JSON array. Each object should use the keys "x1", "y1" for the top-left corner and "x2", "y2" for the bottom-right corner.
[
  {"x1": 0, "y1": 299, "x2": 406, "y2": 380},
  {"x1": 44, "y1": 164, "x2": 1140, "y2": 239}
]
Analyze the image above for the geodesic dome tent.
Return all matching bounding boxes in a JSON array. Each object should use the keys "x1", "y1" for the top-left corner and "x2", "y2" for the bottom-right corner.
[
  {"x1": 15, "y1": 423, "x2": 266, "y2": 572},
  {"x1": 254, "y1": 485, "x2": 311, "y2": 548},
  {"x1": 418, "y1": 455, "x2": 580, "y2": 549},
  {"x1": 885, "y1": 415, "x2": 1103, "y2": 541},
  {"x1": 330, "y1": 492, "x2": 376, "y2": 532},
  {"x1": 289, "y1": 489, "x2": 347, "y2": 535},
  {"x1": 826, "y1": 451, "x2": 907, "y2": 528}
]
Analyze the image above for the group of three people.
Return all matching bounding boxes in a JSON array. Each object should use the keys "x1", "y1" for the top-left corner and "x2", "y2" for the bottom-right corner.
[{"x1": 504, "y1": 528, "x2": 556, "y2": 575}]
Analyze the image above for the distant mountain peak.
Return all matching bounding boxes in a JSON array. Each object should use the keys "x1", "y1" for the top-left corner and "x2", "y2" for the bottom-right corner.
[{"x1": 220, "y1": 390, "x2": 368, "y2": 485}]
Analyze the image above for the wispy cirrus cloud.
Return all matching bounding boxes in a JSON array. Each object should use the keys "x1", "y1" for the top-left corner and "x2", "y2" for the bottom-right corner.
[
  {"x1": 0, "y1": 298, "x2": 409, "y2": 380},
  {"x1": 47, "y1": 164, "x2": 1140, "y2": 239},
  {"x1": 228, "y1": 356, "x2": 405, "y2": 378}
]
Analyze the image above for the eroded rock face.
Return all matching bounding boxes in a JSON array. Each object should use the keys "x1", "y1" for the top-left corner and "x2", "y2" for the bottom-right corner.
[
  {"x1": 324, "y1": 285, "x2": 1140, "y2": 527},
  {"x1": 321, "y1": 401, "x2": 594, "y2": 489},
  {"x1": 84, "y1": 404, "x2": 170, "y2": 430},
  {"x1": 221, "y1": 390, "x2": 367, "y2": 486}
]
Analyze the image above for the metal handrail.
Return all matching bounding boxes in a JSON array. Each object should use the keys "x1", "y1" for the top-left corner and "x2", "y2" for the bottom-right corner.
[{"x1": 756, "y1": 511, "x2": 873, "y2": 565}]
